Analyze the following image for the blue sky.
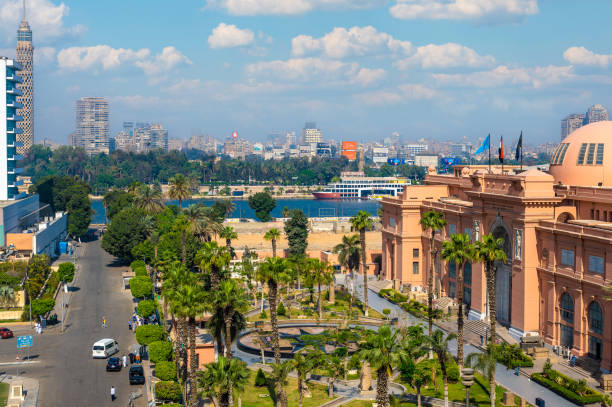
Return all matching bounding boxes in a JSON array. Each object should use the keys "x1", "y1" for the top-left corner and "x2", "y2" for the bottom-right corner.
[{"x1": 2, "y1": 0, "x2": 612, "y2": 145}]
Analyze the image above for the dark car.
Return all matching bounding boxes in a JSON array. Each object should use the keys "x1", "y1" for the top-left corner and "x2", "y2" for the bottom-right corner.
[
  {"x1": 129, "y1": 365, "x2": 145, "y2": 385},
  {"x1": 106, "y1": 357, "x2": 122, "y2": 372},
  {"x1": 0, "y1": 328, "x2": 13, "y2": 339}
]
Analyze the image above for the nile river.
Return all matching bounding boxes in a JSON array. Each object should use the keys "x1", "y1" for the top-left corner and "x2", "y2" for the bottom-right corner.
[{"x1": 91, "y1": 198, "x2": 381, "y2": 224}]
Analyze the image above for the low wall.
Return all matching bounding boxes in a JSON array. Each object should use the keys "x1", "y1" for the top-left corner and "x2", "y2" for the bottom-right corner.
[{"x1": 0, "y1": 310, "x2": 22, "y2": 320}]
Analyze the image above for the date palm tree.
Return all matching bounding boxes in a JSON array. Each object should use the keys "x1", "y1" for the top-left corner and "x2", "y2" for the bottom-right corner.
[
  {"x1": 466, "y1": 346, "x2": 497, "y2": 407},
  {"x1": 333, "y1": 234, "x2": 361, "y2": 275},
  {"x1": 423, "y1": 330, "x2": 457, "y2": 407},
  {"x1": 264, "y1": 228, "x2": 281, "y2": 257},
  {"x1": 168, "y1": 173, "x2": 192, "y2": 209},
  {"x1": 291, "y1": 349, "x2": 318, "y2": 407},
  {"x1": 441, "y1": 233, "x2": 474, "y2": 372},
  {"x1": 359, "y1": 325, "x2": 408, "y2": 407},
  {"x1": 196, "y1": 241, "x2": 232, "y2": 289},
  {"x1": 133, "y1": 184, "x2": 164, "y2": 214},
  {"x1": 219, "y1": 226, "x2": 237, "y2": 252},
  {"x1": 350, "y1": 210, "x2": 373, "y2": 317},
  {"x1": 271, "y1": 360, "x2": 292, "y2": 407},
  {"x1": 473, "y1": 233, "x2": 507, "y2": 345},
  {"x1": 207, "y1": 308, "x2": 246, "y2": 362},
  {"x1": 420, "y1": 211, "x2": 447, "y2": 343},
  {"x1": 214, "y1": 279, "x2": 249, "y2": 359},
  {"x1": 308, "y1": 259, "x2": 334, "y2": 319},
  {"x1": 197, "y1": 356, "x2": 249, "y2": 407}
]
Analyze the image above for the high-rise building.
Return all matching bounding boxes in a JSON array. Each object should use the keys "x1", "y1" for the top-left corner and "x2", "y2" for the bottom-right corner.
[
  {"x1": 302, "y1": 122, "x2": 322, "y2": 143},
  {"x1": 15, "y1": 0, "x2": 33, "y2": 153},
  {"x1": 150, "y1": 124, "x2": 168, "y2": 151},
  {"x1": 585, "y1": 104, "x2": 609, "y2": 125},
  {"x1": 561, "y1": 113, "x2": 585, "y2": 140},
  {"x1": 75, "y1": 97, "x2": 110, "y2": 155},
  {"x1": 0, "y1": 57, "x2": 25, "y2": 200}
]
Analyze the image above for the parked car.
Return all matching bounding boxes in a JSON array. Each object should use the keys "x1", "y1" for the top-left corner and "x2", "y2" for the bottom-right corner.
[
  {"x1": 92, "y1": 338, "x2": 119, "y2": 358},
  {"x1": 106, "y1": 357, "x2": 122, "y2": 372},
  {"x1": 0, "y1": 328, "x2": 13, "y2": 339},
  {"x1": 129, "y1": 365, "x2": 145, "y2": 385}
]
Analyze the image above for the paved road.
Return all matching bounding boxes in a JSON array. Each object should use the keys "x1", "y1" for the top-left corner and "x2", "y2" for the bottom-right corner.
[{"x1": 0, "y1": 238, "x2": 144, "y2": 406}]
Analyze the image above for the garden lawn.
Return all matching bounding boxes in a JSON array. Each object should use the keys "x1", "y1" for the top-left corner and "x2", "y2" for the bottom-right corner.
[
  {"x1": 238, "y1": 376, "x2": 334, "y2": 407},
  {"x1": 0, "y1": 382, "x2": 8, "y2": 406}
]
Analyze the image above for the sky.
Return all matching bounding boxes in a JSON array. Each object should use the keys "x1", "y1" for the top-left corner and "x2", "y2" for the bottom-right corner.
[{"x1": 2, "y1": 0, "x2": 612, "y2": 146}]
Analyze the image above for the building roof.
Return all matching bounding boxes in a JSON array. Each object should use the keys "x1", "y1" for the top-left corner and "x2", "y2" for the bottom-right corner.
[{"x1": 549, "y1": 120, "x2": 612, "y2": 187}]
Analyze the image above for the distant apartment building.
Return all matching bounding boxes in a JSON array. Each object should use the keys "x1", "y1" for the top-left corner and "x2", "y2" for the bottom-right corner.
[
  {"x1": 414, "y1": 154, "x2": 439, "y2": 168},
  {"x1": 74, "y1": 97, "x2": 110, "y2": 155},
  {"x1": 316, "y1": 142, "x2": 332, "y2": 158},
  {"x1": 585, "y1": 104, "x2": 609, "y2": 124},
  {"x1": 285, "y1": 132, "x2": 296, "y2": 147},
  {"x1": 451, "y1": 142, "x2": 473, "y2": 157},
  {"x1": 223, "y1": 137, "x2": 250, "y2": 159},
  {"x1": 561, "y1": 113, "x2": 585, "y2": 141},
  {"x1": 342, "y1": 141, "x2": 358, "y2": 161},
  {"x1": 168, "y1": 137, "x2": 184, "y2": 151},
  {"x1": 372, "y1": 147, "x2": 389, "y2": 165},
  {"x1": 302, "y1": 122, "x2": 322, "y2": 144},
  {"x1": 0, "y1": 57, "x2": 25, "y2": 200},
  {"x1": 404, "y1": 144, "x2": 428, "y2": 157},
  {"x1": 112, "y1": 123, "x2": 168, "y2": 153}
]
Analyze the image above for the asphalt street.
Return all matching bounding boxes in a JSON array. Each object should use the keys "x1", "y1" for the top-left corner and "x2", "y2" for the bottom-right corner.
[{"x1": 0, "y1": 238, "x2": 144, "y2": 406}]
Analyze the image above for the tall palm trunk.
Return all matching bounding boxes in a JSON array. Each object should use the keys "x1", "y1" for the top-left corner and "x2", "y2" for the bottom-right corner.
[
  {"x1": 226, "y1": 239, "x2": 231, "y2": 251},
  {"x1": 328, "y1": 376, "x2": 335, "y2": 398},
  {"x1": 298, "y1": 375, "x2": 304, "y2": 407},
  {"x1": 269, "y1": 280, "x2": 280, "y2": 364},
  {"x1": 360, "y1": 229, "x2": 369, "y2": 317},
  {"x1": 189, "y1": 317, "x2": 198, "y2": 407},
  {"x1": 456, "y1": 262, "x2": 465, "y2": 372},
  {"x1": 317, "y1": 279, "x2": 322, "y2": 319},
  {"x1": 329, "y1": 279, "x2": 335, "y2": 303},
  {"x1": 376, "y1": 367, "x2": 389, "y2": 407},
  {"x1": 428, "y1": 233, "x2": 435, "y2": 346},
  {"x1": 416, "y1": 386, "x2": 422, "y2": 407},
  {"x1": 443, "y1": 374, "x2": 449, "y2": 407},
  {"x1": 182, "y1": 230, "x2": 187, "y2": 264},
  {"x1": 272, "y1": 239, "x2": 277, "y2": 258},
  {"x1": 224, "y1": 309, "x2": 234, "y2": 358},
  {"x1": 487, "y1": 263, "x2": 497, "y2": 344}
]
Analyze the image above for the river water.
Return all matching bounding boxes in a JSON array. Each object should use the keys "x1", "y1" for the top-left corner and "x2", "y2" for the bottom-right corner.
[{"x1": 91, "y1": 198, "x2": 381, "y2": 224}]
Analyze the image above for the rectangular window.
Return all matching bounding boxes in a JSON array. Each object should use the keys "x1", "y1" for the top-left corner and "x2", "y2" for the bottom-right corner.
[
  {"x1": 561, "y1": 249, "x2": 575, "y2": 267},
  {"x1": 412, "y1": 262, "x2": 419, "y2": 274},
  {"x1": 586, "y1": 143, "x2": 596, "y2": 165},
  {"x1": 464, "y1": 263, "x2": 472, "y2": 285},
  {"x1": 449, "y1": 281, "x2": 456, "y2": 298},
  {"x1": 596, "y1": 143, "x2": 604, "y2": 165},
  {"x1": 577, "y1": 143, "x2": 587, "y2": 165},
  {"x1": 389, "y1": 217, "x2": 396, "y2": 227},
  {"x1": 449, "y1": 262, "x2": 456, "y2": 278},
  {"x1": 589, "y1": 255, "x2": 604, "y2": 274},
  {"x1": 464, "y1": 286, "x2": 471, "y2": 306},
  {"x1": 413, "y1": 248, "x2": 419, "y2": 258},
  {"x1": 449, "y1": 224, "x2": 456, "y2": 235},
  {"x1": 464, "y1": 228, "x2": 472, "y2": 240}
]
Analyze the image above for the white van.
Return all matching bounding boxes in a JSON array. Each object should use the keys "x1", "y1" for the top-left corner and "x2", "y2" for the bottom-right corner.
[{"x1": 92, "y1": 338, "x2": 119, "y2": 358}]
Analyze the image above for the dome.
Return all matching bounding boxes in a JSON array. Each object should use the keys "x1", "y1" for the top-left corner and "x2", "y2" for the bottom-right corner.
[{"x1": 549, "y1": 121, "x2": 612, "y2": 186}]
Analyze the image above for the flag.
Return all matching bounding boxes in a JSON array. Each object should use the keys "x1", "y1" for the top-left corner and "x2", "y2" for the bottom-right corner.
[
  {"x1": 515, "y1": 131, "x2": 523, "y2": 161},
  {"x1": 474, "y1": 134, "x2": 490, "y2": 155},
  {"x1": 499, "y1": 135, "x2": 504, "y2": 163}
]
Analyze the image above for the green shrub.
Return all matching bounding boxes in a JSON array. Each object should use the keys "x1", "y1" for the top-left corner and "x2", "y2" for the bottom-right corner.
[
  {"x1": 532, "y1": 372, "x2": 603, "y2": 405},
  {"x1": 130, "y1": 260, "x2": 146, "y2": 272},
  {"x1": 30, "y1": 298, "x2": 55, "y2": 318},
  {"x1": 277, "y1": 302, "x2": 286, "y2": 317},
  {"x1": 382, "y1": 308, "x2": 391, "y2": 318},
  {"x1": 149, "y1": 340, "x2": 173, "y2": 363},
  {"x1": 446, "y1": 357, "x2": 460, "y2": 383},
  {"x1": 155, "y1": 380, "x2": 182, "y2": 402},
  {"x1": 130, "y1": 276, "x2": 152, "y2": 299},
  {"x1": 259, "y1": 310, "x2": 268, "y2": 319},
  {"x1": 57, "y1": 262, "x2": 75, "y2": 283},
  {"x1": 154, "y1": 360, "x2": 177, "y2": 381},
  {"x1": 493, "y1": 343, "x2": 534, "y2": 368},
  {"x1": 254, "y1": 368, "x2": 267, "y2": 387},
  {"x1": 134, "y1": 266, "x2": 148, "y2": 277},
  {"x1": 137, "y1": 299, "x2": 156, "y2": 318},
  {"x1": 135, "y1": 325, "x2": 165, "y2": 345}
]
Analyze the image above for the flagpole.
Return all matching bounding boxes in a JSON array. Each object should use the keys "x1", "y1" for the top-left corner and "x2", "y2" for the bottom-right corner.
[
  {"x1": 520, "y1": 132, "x2": 523, "y2": 171},
  {"x1": 488, "y1": 138, "x2": 491, "y2": 174},
  {"x1": 502, "y1": 136, "x2": 504, "y2": 174}
]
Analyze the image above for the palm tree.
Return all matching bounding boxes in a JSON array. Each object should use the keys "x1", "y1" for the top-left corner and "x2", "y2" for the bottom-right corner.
[
  {"x1": 133, "y1": 184, "x2": 164, "y2": 214},
  {"x1": 219, "y1": 226, "x2": 237, "y2": 252},
  {"x1": 350, "y1": 211, "x2": 373, "y2": 317},
  {"x1": 197, "y1": 356, "x2": 250, "y2": 407},
  {"x1": 333, "y1": 234, "x2": 361, "y2": 275},
  {"x1": 473, "y1": 233, "x2": 507, "y2": 345},
  {"x1": 466, "y1": 346, "x2": 497, "y2": 407},
  {"x1": 0, "y1": 285, "x2": 15, "y2": 307},
  {"x1": 441, "y1": 233, "x2": 474, "y2": 372},
  {"x1": 325, "y1": 354, "x2": 343, "y2": 398},
  {"x1": 207, "y1": 308, "x2": 246, "y2": 361},
  {"x1": 423, "y1": 330, "x2": 457, "y2": 407},
  {"x1": 214, "y1": 280, "x2": 249, "y2": 359},
  {"x1": 400, "y1": 361, "x2": 430, "y2": 407},
  {"x1": 420, "y1": 211, "x2": 447, "y2": 343},
  {"x1": 360, "y1": 325, "x2": 408, "y2": 407},
  {"x1": 168, "y1": 173, "x2": 193, "y2": 209},
  {"x1": 308, "y1": 259, "x2": 334, "y2": 319},
  {"x1": 197, "y1": 241, "x2": 232, "y2": 289},
  {"x1": 264, "y1": 228, "x2": 281, "y2": 257},
  {"x1": 292, "y1": 350, "x2": 317, "y2": 407},
  {"x1": 271, "y1": 360, "x2": 292, "y2": 407}
]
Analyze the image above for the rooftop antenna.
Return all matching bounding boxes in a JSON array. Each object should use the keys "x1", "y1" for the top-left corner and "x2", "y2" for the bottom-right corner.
[{"x1": 22, "y1": 0, "x2": 26, "y2": 22}]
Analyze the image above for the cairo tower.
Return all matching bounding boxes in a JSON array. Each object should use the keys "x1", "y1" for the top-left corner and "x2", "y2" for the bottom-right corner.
[{"x1": 16, "y1": 0, "x2": 34, "y2": 153}]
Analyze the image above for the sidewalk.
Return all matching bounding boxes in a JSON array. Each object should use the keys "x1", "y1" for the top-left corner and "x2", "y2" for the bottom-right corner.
[
  {"x1": 47, "y1": 245, "x2": 86, "y2": 333},
  {"x1": 0, "y1": 374, "x2": 39, "y2": 407}
]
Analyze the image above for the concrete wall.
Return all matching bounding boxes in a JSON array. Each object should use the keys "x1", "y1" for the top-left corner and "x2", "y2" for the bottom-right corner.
[
  {"x1": 0, "y1": 194, "x2": 39, "y2": 244},
  {"x1": 34, "y1": 212, "x2": 67, "y2": 257}
]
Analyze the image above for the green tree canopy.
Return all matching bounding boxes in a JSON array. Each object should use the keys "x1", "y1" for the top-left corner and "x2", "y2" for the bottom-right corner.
[
  {"x1": 149, "y1": 340, "x2": 173, "y2": 363},
  {"x1": 248, "y1": 192, "x2": 276, "y2": 222},
  {"x1": 101, "y1": 207, "x2": 149, "y2": 262},
  {"x1": 130, "y1": 276, "x2": 153, "y2": 299},
  {"x1": 136, "y1": 299, "x2": 156, "y2": 318},
  {"x1": 284, "y1": 209, "x2": 308, "y2": 257},
  {"x1": 30, "y1": 298, "x2": 55, "y2": 317},
  {"x1": 135, "y1": 324, "x2": 165, "y2": 345},
  {"x1": 57, "y1": 262, "x2": 75, "y2": 283},
  {"x1": 154, "y1": 360, "x2": 177, "y2": 381}
]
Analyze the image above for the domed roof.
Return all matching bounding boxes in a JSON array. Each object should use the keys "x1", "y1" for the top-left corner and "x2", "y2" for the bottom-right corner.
[{"x1": 549, "y1": 121, "x2": 612, "y2": 186}]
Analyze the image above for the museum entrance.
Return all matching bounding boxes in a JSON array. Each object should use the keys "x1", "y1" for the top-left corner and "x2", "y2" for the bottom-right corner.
[{"x1": 492, "y1": 225, "x2": 512, "y2": 327}]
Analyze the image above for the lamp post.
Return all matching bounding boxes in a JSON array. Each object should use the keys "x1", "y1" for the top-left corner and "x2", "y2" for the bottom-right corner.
[{"x1": 461, "y1": 368, "x2": 474, "y2": 407}]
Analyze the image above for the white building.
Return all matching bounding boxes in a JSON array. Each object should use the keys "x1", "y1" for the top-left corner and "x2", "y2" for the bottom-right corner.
[
  {"x1": 414, "y1": 154, "x2": 439, "y2": 168},
  {"x1": 372, "y1": 147, "x2": 389, "y2": 165},
  {"x1": 404, "y1": 144, "x2": 428, "y2": 157},
  {"x1": 74, "y1": 97, "x2": 110, "y2": 155},
  {"x1": 0, "y1": 57, "x2": 24, "y2": 201}
]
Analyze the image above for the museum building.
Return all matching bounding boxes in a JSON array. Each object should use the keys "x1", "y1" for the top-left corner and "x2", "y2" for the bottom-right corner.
[{"x1": 381, "y1": 120, "x2": 612, "y2": 371}]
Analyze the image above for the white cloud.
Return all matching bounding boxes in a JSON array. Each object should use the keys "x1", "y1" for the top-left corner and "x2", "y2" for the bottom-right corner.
[
  {"x1": 57, "y1": 45, "x2": 190, "y2": 76},
  {"x1": 208, "y1": 23, "x2": 255, "y2": 49},
  {"x1": 433, "y1": 65, "x2": 575, "y2": 88},
  {"x1": 351, "y1": 68, "x2": 386, "y2": 85},
  {"x1": 394, "y1": 43, "x2": 495, "y2": 69},
  {"x1": 246, "y1": 57, "x2": 358, "y2": 81},
  {"x1": 563, "y1": 46, "x2": 612, "y2": 68},
  {"x1": 355, "y1": 83, "x2": 437, "y2": 105},
  {"x1": 206, "y1": 0, "x2": 384, "y2": 16},
  {"x1": 0, "y1": 0, "x2": 85, "y2": 44},
  {"x1": 292, "y1": 26, "x2": 412, "y2": 58},
  {"x1": 111, "y1": 95, "x2": 163, "y2": 108},
  {"x1": 389, "y1": 0, "x2": 538, "y2": 22},
  {"x1": 35, "y1": 46, "x2": 56, "y2": 64}
]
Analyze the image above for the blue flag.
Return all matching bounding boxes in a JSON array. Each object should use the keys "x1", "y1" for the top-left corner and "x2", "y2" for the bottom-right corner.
[{"x1": 474, "y1": 134, "x2": 490, "y2": 155}]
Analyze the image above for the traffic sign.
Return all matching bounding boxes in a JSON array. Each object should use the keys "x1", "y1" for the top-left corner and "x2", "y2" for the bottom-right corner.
[{"x1": 17, "y1": 335, "x2": 33, "y2": 348}]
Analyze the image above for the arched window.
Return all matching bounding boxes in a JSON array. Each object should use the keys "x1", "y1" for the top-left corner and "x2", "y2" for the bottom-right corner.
[
  {"x1": 560, "y1": 293, "x2": 574, "y2": 324},
  {"x1": 588, "y1": 302, "x2": 603, "y2": 335}
]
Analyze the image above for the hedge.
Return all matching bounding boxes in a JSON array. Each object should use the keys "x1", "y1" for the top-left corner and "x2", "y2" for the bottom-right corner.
[
  {"x1": 492, "y1": 343, "x2": 534, "y2": 368},
  {"x1": 58, "y1": 262, "x2": 75, "y2": 283},
  {"x1": 135, "y1": 325, "x2": 165, "y2": 345},
  {"x1": 130, "y1": 276, "x2": 153, "y2": 299},
  {"x1": 130, "y1": 260, "x2": 146, "y2": 272},
  {"x1": 154, "y1": 360, "x2": 177, "y2": 381},
  {"x1": 531, "y1": 371, "x2": 603, "y2": 405},
  {"x1": 137, "y1": 299, "x2": 156, "y2": 318},
  {"x1": 134, "y1": 266, "x2": 148, "y2": 277},
  {"x1": 149, "y1": 340, "x2": 173, "y2": 363},
  {"x1": 379, "y1": 288, "x2": 408, "y2": 304},
  {"x1": 155, "y1": 381, "x2": 182, "y2": 402}
]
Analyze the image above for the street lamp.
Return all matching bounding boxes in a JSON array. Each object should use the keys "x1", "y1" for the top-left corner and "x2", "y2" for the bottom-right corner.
[{"x1": 461, "y1": 368, "x2": 475, "y2": 407}]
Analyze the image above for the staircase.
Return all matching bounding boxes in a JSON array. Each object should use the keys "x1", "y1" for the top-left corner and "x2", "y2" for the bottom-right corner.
[{"x1": 464, "y1": 320, "x2": 518, "y2": 345}]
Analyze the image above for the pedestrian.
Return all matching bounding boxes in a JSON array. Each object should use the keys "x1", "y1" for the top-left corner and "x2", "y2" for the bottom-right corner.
[
  {"x1": 135, "y1": 352, "x2": 141, "y2": 363},
  {"x1": 110, "y1": 386, "x2": 116, "y2": 401},
  {"x1": 128, "y1": 320, "x2": 132, "y2": 331},
  {"x1": 102, "y1": 316, "x2": 107, "y2": 328},
  {"x1": 122, "y1": 354, "x2": 127, "y2": 367}
]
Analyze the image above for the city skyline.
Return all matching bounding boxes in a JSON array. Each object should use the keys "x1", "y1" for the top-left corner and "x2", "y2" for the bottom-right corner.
[{"x1": 1, "y1": 1, "x2": 612, "y2": 143}]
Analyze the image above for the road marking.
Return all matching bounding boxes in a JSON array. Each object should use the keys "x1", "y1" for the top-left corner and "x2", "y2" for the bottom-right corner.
[{"x1": 0, "y1": 361, "x2": 39, "y2": 366}]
